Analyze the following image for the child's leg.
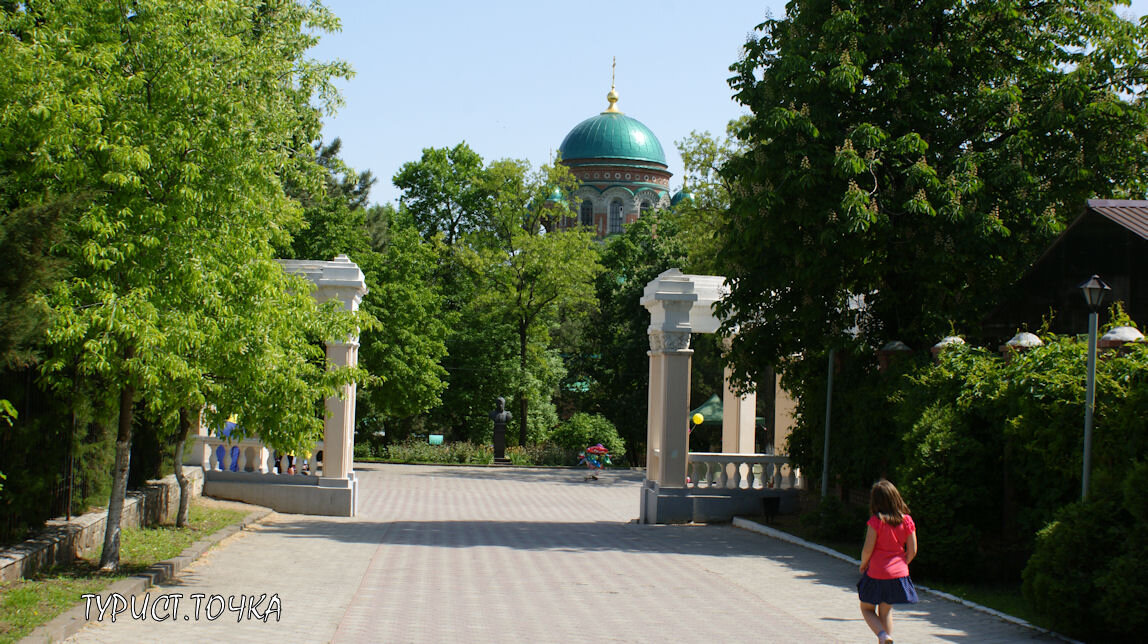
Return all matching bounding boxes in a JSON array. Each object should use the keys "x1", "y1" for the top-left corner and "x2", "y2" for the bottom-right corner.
[
  {"x1": 859, "y1": 601, "x2": 884, "y2": 637},
  {"x1": 878, "y1": 603, "x2": 894, "y2": 638}
]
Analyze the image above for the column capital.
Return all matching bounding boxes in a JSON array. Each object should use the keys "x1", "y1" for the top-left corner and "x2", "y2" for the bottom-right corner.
[{"x1": 649, "y1": 330, "x2": 692, "y2": 355}]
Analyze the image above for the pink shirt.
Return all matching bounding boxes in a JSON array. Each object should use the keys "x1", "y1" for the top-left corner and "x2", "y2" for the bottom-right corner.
[{"x1": 866, "y1": 514, "x2": 915, "y2": 579}]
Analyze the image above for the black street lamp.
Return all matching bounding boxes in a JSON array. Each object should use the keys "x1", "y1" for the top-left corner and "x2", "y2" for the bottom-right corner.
[{"x1": 1078, "y1": 274, "x2": 1110, "y2": 501}]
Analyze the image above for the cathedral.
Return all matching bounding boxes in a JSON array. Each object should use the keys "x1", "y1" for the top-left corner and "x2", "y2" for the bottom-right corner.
[{"x1": 555, "y1": 78, "x2": 690, "y2": 237}]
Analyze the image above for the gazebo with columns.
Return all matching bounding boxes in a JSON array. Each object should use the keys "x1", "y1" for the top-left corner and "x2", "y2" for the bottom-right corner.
[
  {"x1": 185, "y1": 255, "x2": 368, "y2": 517},
  {"x1": 639, "y1": 269, "x2": 801, "y2": 524}
]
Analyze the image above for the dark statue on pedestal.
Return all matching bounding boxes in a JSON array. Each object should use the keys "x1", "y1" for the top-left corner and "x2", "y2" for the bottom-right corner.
[{"x1": 489, "y1": 396, "x2": 512, "y2": 460}]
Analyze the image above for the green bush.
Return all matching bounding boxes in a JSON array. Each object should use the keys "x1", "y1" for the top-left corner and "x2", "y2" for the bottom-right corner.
[
  {"x1": 381, "y1": 439, "x2": 492, "y2": 465},
  {"x1": 800, "y1": 495, "x2": 868, "y2": 541},
  {"x1": 505, "y1": 444, "x2": 580, "y2": 466},
  {"x1": 1023, "y1": 461, "x2": 1148, "y2": 641},
  {"x1": 548, "y1": 413, "x2": 625, "y2": 459},
  {"x1": 1023, "y1": 499, "x2": 1127, "y2": 639}
]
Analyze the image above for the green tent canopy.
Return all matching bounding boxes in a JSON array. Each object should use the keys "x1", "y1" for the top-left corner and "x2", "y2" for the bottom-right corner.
[
  {"x1": 689, "y1": 393, "x2": 767, "y2": 429},
  {"x1": 689, "y1": 394, "x2": 724, "y2": 427}
]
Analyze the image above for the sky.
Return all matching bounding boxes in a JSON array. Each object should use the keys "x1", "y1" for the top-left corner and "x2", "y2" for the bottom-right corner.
[{"x1": 309, "y1": 0, "x2": 1148, "y2": 207}]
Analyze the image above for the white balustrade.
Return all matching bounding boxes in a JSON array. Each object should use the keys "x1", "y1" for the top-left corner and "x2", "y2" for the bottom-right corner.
[
  {"x1": 201, "y1": 436, "x2": 325, "y2": 478},
  {"x1": 685, "y1": 452, "x2": 801, "y2": 491}
]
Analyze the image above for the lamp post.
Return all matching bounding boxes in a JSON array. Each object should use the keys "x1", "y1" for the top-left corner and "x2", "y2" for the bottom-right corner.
[{"x1": 1078, "y1": 274, "x2": 1110, "y2": 501}]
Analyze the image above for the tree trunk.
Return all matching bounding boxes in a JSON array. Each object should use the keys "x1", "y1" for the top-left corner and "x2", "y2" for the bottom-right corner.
[
  {"x1": 518, "y1": 323, "x2": 528, "y2": 447},
  {"x1": 173, "y1": 407, "x2": 193, "y2": 527},
  {"x1": 99, "y1": 377, "x2": 136, "y2": 571}
]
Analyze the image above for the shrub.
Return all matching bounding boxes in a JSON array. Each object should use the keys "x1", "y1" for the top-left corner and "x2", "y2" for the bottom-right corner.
[
  {"x1": 505, "y1": 444, "x2": 580, "y2": 466},
  {"x1": 548, "y1": 413, "x2": 625, "y2": 459},
  {"x1": 1023, "y1": 462, "x2": 1148, "y2": 640},
  {"x1": 800, "y1": 495, "x2": 868, "y2": 541},
  {"x1": 381, "y1": 439, "x2": 492, "y2": 465}
]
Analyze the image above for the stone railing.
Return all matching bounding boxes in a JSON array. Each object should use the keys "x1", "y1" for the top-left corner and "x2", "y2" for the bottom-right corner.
[
  {"x1": 198, "y1": 436, "x2": 325, "y2": 478},
  {"x1": 686, "y1": 453, "x2": 802, "y2": 491}
]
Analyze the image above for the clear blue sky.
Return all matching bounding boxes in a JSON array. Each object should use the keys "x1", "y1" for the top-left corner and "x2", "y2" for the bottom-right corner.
[{"x1": 309, "y1": 0, "x2": 1148, "y2": 207}]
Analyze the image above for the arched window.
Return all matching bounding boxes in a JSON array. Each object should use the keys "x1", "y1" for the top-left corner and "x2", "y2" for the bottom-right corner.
[
  {"x1": 609, "y1": 199, "x2": 624, "y2": 234},
  {"x1": 580, "y1": 200, "x2": 594, "y2": 227},
  {"x1": 640, "y1": 201, "x2": 652, "y2": 217}
]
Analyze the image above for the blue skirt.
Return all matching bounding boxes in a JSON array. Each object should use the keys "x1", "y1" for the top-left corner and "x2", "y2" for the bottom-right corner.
[{"x1": 857, "y1": 573, "x2": 919, "y2": 605}]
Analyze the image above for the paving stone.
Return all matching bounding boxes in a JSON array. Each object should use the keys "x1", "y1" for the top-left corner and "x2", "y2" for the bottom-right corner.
[{"x1": 64, "y1": 463, "x2": 1062, "y2": 643}]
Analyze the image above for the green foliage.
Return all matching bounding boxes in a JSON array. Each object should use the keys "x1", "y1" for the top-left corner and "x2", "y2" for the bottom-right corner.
[
  {"x1": 718, "y1": 0, "x2": 1148, "y2": 386},
  {"x1": 781, "y1": 348, "x2": 911, "y2": 493},
  {"x1": 548, "y1": 413, "x2": 625, "y2": 459},
  {"x1": 381, "y1": 439, "x2": 493, "y2": 465},
  {"x1": 784, "y1": 333, "x2": 1148, "y2": 590},
  {"x1": 0, "y1": 377, "x2": 115, "y2": 544},
  {"x1": 575, "y1": 215, "x2": 688, "y2": 463},
  {"x1": 393, "y1": 143, "x2": 490, "y2": 245},
  {"x1": 1023, "y1": 499, "x2": 1130, "y2": 640},
  {"x1": 669, "y1": 119, "x2": 745, "y2": 274},
  {"x1": 505, "y1": 444, "x2": 579, "y2": 466},
  {"x1": 0, "y1": 0, "x2": 365, "y2": 564},
  {"x1": 478, "y1": 159, "x2": 603, "y2": 445},
  {"x1": 800, "y1": 495, "x2": 868, "y2": 542}
]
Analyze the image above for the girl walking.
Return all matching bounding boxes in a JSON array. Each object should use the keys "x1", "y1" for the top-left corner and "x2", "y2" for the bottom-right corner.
[{"x1": 857, "y1": 479, "x2": 918, "y2": 644}]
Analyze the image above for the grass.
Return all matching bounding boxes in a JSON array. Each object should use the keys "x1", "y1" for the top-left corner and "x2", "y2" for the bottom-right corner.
[{"x1": 0, "y1": 499, "x2": 248, "y2": 644}]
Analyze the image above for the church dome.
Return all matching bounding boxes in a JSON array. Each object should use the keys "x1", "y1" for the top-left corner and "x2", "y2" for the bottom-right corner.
[
  {"x1": 671, "y1": 188, "x2": 694, "y2": 207},
  {"x1": 558, "y1": 90, "x2": 667, "y2": 167}
]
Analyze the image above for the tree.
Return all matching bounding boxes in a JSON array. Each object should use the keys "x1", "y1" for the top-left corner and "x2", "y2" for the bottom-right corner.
[
  {"x1": 670, "y1": 119, "x2": 746, "y2": 274},
  {"x1": 478, "y1": 160, "x2": 603, "y2": 445},
  {"x1": 5, "y1": 0, "x2": 358, "y2": 569},
  {"x1": 283, "y1": 141, "x2": 449, "y2": 442},
  {"x1": 717, "y1": 0, "x2": 1148, "y2": 386},
  {"x1": 393, "y1": 143, "x2": 490, "y2": 246},
  {"x1": 578, "y1": 214, "x2": 688, "y2": 462}
]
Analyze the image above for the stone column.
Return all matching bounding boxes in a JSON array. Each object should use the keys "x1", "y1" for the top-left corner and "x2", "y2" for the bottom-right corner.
[
  {"x1": 184, "y1": 406, "x2": 211, "y2": 467},
  {"x1": 647, "y1": 330, "x2": 693, "y2": 487},
  {"x1": 323, "y1": 340, "x2": 359, "y2": 480},
  {"x1": 721, "y1": 363, "x2": 756, "y2": 454}
]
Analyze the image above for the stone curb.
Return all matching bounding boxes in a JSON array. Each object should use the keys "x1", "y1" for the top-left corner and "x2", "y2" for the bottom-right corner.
[
  {"x1": 731, "y1": 517, "x2": 1082, "y2": 644},
  {"x1": 20, "y1": 507, "x2": 274, "y2": 644}
]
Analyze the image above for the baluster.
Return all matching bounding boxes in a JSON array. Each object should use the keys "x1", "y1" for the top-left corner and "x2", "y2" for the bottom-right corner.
[
  {"x1": 744, "y1": 463, "x2": 755, "y2": 490},
  {"x1": 716, "y1": 461, "x2": 728, "y2": 488},
  {"x1": 208, "y1": 442, "x2": 218, "y2": 471}
]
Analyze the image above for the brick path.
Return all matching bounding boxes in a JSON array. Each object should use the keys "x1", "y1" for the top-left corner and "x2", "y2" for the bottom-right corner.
[{"x1": 65, "y1": 463, "x2": 1061, "y2": 643}]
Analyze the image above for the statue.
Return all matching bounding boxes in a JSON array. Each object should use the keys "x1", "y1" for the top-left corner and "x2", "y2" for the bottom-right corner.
[{"x1": 489, "y1": 396, "x2": 512, "y2": 459}]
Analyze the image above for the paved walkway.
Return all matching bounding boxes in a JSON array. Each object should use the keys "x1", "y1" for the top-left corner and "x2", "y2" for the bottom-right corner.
[{"x1": 66, "y1": 464, "x2": 1060, "y2": 643}]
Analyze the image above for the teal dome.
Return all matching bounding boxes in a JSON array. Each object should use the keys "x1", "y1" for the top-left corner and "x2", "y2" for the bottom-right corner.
[
  {"x1": 671, "y1": 188, "x2": 694, "y2": 207},
  {"x1": 559, "y1": 112, "x2": 667, "y2": 166}
]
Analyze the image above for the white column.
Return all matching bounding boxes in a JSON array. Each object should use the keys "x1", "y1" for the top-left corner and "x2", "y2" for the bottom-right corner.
[
  {"x1": 647, "y1": 330, "x2": 693, "y2": 487},
  {"x1": 278, "y1": 254, "x2": 368, "y2": 487},
  {"x1": 323, "y1": 340, "x2": 359, "y2": 480},
  {"x1": 185, "y1": 406, "x2": 211, "y2": 467},
  {"x1": 722, "y1": 363, "x2": 757, "y2": 454}
]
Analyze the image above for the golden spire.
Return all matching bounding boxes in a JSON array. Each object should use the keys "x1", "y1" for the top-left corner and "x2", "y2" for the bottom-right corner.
[{"x1": 604, "y1": 56, "x2": 621, "y2": 113}]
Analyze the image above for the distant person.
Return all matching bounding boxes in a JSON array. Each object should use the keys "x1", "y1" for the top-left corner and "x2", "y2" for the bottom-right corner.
[{"x1": 857, "y1": 479, "x2": 918, "y2": 644}]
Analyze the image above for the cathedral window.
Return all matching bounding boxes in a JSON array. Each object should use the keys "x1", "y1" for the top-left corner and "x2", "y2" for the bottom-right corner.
[
  {"x1": 609, "y1": 199, "x2": 624, "y2": 234},
  {"x1": 580, "y1": 200, "x2": 594, "y2": 227}
]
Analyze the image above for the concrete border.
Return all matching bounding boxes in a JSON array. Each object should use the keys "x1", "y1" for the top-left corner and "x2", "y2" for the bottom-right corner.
[
  {"x1": 19, "y1": 506, "x2": 273, "y2": 644},
  {"x1": 731, "y1": 517, "x2": 1081, "y2": 644},
  {"x1": 1, "y1": 468, "x2": 204, "y2": 583}
]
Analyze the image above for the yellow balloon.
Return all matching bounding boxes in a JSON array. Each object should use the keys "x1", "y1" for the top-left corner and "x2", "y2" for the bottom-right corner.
[{"x1": 692, "y1": 413, "x2": 704, "y2": 426}]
